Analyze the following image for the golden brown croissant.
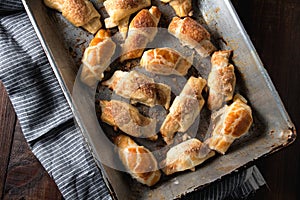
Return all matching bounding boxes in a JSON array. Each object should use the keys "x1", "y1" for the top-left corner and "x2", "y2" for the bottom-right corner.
[
  {"x1": 80, "y1": 29, "x2": 116, "y2": 87},
  {"x1": 160, "y1": 76, "x2": 206, "y2": 144},
  {"x1": 168, "y1": 17, "x2": 216, "y2": 57},
  {"x1": 162, "y1": 138, "x2": 215, "y2": 175},
  {"x1": 140, "y1": 48, "x2": 193, "y2": 76},
  {"x1": 44, "y1": 0, "x2": 102, "y2": 34},
  {"x1": 102, "y1": 70, "x2": 171, "y2": 109},
  {"x1": 100, "y1": 100, "x2": 158, "y2": 140},
  {"x1": 115, "y1": 135, "x2": 161, "y2": 186},
  {"x1": 103, "y1": 0, "x2": 151, "y2": 28},
  {"x1": 120, "y1": 6, "x2": 161, "y2": 62},
  {"x1": 161, "y1": 0, "x2": 192, "y2": 17},
  {"x1": 207, "y1": 94, "x2": 253, "y2": 154},
  {"x1": 207, "y1": 50, "x2": 236, "y2": 110}
]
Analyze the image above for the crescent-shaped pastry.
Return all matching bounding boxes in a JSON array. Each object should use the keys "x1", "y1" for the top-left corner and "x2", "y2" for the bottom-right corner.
[
  {"x1": 102, "y1": 70, "x2": 171, "y2": 109},
  {"x1": 44, "y1": 0, "x2": 102, "y2": 34},
  {"x1": 162, "y1": 138, "x2": 215, "y2": 175},
  {"x1": 140, "y1": 48, "x2": 193, "y2": 76},
  {"x1": 120, "y1": 6, "x2": 161, "y2": 62},
  {"x1": 161, "y1": 0, "x2": 192, "y2": 17},
  {"x1": 207, "y1": 50, "x2": 236, "y2": 110},
  {"x1": 168, "y1": 17, "x2": 216, "y2": 57},
  {"x1": 207, "y1": 94, "x2": 253, "y2": 154},
  {"x1": 80, "y1": 29, "x2": 116, "y2": 87},
  {"x1": 160, "y1": 76, "x2": 206, "y2": 144},
  {"x1": 103, "y1": 0, "x2": 151, "y2": 28},
  {"x1": 100, "y1": 100, "x2": 158, "y2": 140},
  {"x1": 115, "y1": 135, "x2": 161, "y2": 186}
]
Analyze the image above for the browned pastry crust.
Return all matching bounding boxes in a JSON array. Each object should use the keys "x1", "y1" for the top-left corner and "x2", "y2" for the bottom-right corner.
[
  {"x1": 44, "y1": 0, "x2": 64, "y2": 10},
  {"x1": 140, "y1": 48, "x2": 193, "y2": 76},
  {"x1": 102, "y1": 70, "x2": 171, "y2": 109},
  {"x1": 115, "y1": 135, "x2": 161, "y2": 186},
  {"x1": 161, "y1": 0, "x2": 192, "y2": 17},
  {"x1": 168, "y1": 17, "x2": 216, "y2": 57},
  {"x1": 207, "y1": 50, "x2": 236, "y2": 110},
  {"x1": 120, "y1": 6, "x2": 161, "y2": 62},
  {"x1": 80, "y1": 29, "x2": 116, "y2": 87},
  {"x1": 207, "y1": 95, "x2": 253, "y2": 154},
  {"x1": 44, "y1": 0, "x2": 102, "y2": 34},
  {"x1": 162, "y1": 138, "x2": 215, "y2": 175},
  {"x1": 160, "y1": 76, "x2": 206, "y2": 144},
  {"x1": 100, "y1": 100, "x2": 158, "y2": 140},
  {"x1": 104, "y1": 0, "x2": 151, "y2": 27}
]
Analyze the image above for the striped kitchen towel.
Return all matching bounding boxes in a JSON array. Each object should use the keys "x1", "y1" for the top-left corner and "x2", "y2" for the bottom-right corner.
[{"x1": 0, "y1": 1, "x2": 265, "y2": 199}]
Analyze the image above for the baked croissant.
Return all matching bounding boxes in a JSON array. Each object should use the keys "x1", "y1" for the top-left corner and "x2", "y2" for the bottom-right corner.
[
  {"x1": 120, "y1": 6, "x2": 161, "y2": 62},
  {"x1": 44, "y1": 0, "x2": 102, "y2": 34},
  {"x1": 207, "y1": 50, "x2": 236, "y2": 110},
  {"x1": 161, "y1": 0, "x2": 192, "y2": 17},
  {"x1": 80, "y1": 29, "x2": 116, "y2": 87},
  {"x1": 103, "y1": 0, "x2": 151, "y2": 28},
  {"x1": 162, "y1": 138, "x2": 215, "y2": 175},
  {"x1": 207, "y1": 94, "x2": 253, "y2": 154},
  {"x1": 168, "y1": 17, "x2": 216, "y2": 57},
  {"x1": 102, "y1": 70, "x2": 171, "y2": 109},
  {"x1": 160, "y1": 76, "x2": 206, "y2": 144},
  {"x1": 100, "y1": 100, "x2": 158, "y2": 140},
  {"x1": 115, "y1": 135, "x2": 161, "y2": 186},
  {"x1": 140, "y1": 48, "x2": 193, "y2": 76}
]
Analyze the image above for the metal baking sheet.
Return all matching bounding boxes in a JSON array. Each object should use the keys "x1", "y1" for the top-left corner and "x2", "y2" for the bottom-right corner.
[{"x1": 22, "y1": 0, "x2": 296, "y2": 199}]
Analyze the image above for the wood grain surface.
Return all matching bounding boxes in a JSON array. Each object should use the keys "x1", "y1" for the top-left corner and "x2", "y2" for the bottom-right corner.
[
  {"x1": 0, "y1": 82, "x2": 63, "y2": 200},
  {"x1": 0, "y1": 81, "x2": 16, "y2": 199},
  {"x1": 231, "y1": 0, "x2": 300, "y2": 199},
  {"x1": 0, "y1": 0, "x2": 299, "y2": 199}
]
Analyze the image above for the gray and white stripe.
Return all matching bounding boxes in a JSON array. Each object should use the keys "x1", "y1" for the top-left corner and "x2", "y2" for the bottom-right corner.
[
  {"x1": 0, "y1": 0, "x2": 23, "y2": 12},
  {"x1": 0, "y1": 1, "x2": 265, "y2": 200}
]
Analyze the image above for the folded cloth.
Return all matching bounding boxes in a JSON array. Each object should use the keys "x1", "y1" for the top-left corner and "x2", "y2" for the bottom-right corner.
[{"x1": 0, "y1": 1, "x2": 265, "y2": 199}]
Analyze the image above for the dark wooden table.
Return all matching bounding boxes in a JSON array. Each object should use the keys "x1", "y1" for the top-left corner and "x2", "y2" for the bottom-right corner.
[{"x1": 1, "y1": 0, "x2": 299, "y2": 199}]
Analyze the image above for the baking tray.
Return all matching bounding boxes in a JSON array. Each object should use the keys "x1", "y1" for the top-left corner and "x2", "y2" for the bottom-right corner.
[{"x1": 22, "y1": 0, "x2": 296, "y2": 199}]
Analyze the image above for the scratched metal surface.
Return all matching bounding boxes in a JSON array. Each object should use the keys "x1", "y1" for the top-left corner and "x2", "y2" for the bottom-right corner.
[{"x1": 22, "y1": 0, "x2": 296, "y2": 199}]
